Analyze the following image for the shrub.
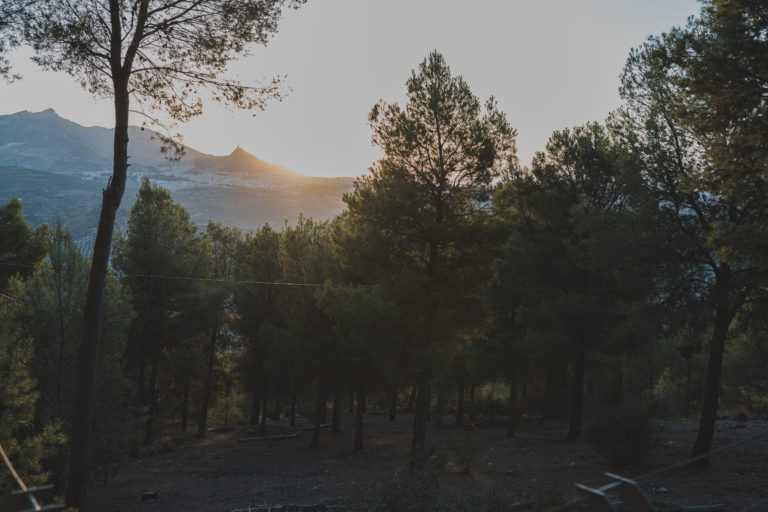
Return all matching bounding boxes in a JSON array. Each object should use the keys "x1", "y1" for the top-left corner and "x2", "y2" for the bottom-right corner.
[
  {"x1": 349, "y1": 463, "x2": 441, "y2": 512},
  {"x1": 523, "y1": 389, "x2": 569, "y2": 422},
  {"x1": 585, "y1": 400, "x2": 658, "y2": 467}
]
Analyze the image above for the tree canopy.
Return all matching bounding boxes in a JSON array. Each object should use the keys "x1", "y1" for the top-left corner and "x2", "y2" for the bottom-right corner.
[
  {"x1": 615, "y1": 0, "x2": 768, "y2": 462},
  {"x1": 338, "y1": 50, "x2": 516, "y2": 457},
  {"x1": 1, "y1": 2, "x2": 305, "y2": 507}
]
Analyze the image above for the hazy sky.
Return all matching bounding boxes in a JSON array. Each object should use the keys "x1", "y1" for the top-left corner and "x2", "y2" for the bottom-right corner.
[{"x1": 0, "y1": 1, "x2": 700, "y2": 177}]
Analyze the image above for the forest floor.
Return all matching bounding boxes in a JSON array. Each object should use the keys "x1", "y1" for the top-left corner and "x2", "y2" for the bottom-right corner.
[{"x1": 87, "y1": 411, "x2": 768, "y2": 512}]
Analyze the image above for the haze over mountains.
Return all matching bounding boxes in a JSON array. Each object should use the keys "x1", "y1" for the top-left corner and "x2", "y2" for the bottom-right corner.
[{"x1": 0, "y1": 109, "x2": 355, "y2": 253}]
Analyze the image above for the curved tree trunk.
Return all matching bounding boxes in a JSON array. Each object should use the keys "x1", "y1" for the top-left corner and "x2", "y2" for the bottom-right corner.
[
  {"x1": 567, "y1": 339, "x2": 586, "y2": 440},
  {"x1": 389, "y1": 384, "x2": 398, "y2": 422},
  {"x1": 259, "y1": 392, "x2": 268, "y2": 437},
  {"x1": 181, "y1": 378, "x2": 190, "y2": 431},
  {"x1": 250, "y1": 394, "x2": 260, "y2": 426},
  {"x1": 691, "y1": 300, "x2": 736, "y2": 464},
  {"x1": 411, "y1": 375, "x2": 430, "y2": 459},
  {"x1": 332, "y1": 389, "x2": 341, "y2": 432},
  {"x1": 309, "y1": 381, "x2": 324, "y2": 448},
  {"x1": 468, "y1": 382, "x2": 476, "y2": 420},
  {"x1": 506, "y1": 370, "x2": 518, "y2": 438},
  {"x1": 456, "y1": 372, "x2": 465, "y2": 427},
  {"x1": 66, "y1": 73, "x2": 131, "y2": 510},
  {"x1": 354, "y1": 387, "x2": 364, "y2": 453},
  {"x1": 144, "y1": 358, "x2": 159, "y2": 445},
  {"x1": 198, "y1": 328, "x2": 218, "y2": 436}
]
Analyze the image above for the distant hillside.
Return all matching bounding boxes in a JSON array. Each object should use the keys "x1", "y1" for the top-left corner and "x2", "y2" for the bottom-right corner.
[
  {"x1": 0, "y1": 108, "x2": 207, "y2": 173},
  {"x1": 0, "y1": 109, "x2": 355, "y2": 254}
]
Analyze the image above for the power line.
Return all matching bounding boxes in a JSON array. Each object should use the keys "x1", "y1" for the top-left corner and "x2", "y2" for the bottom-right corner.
[
  {"x1": 636, "y1": 427, "x2": 768, "y2": 482},
  {"x1": 0, "y1": 292, "x2": 18, "y2": 302},
  {"x1": 548, "y1": 426, "x2": 768, "y2": 512},
  {"x1": 121, "y1": 272, "x2": 350, "y2": 288},
  {"x1": 0, "y1": 261, "x2": 487, "y2": 293}
]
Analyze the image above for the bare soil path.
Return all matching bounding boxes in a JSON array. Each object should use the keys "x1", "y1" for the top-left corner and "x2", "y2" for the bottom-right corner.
[{"x1": 87, "y1": 412, "x2": 768, "y2": 511}]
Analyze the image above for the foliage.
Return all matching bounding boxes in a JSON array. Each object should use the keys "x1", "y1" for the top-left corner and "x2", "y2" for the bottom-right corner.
[
  {"x1": 723, "y1": 306, "x2": 768, "y2": 417},
  {"x1": 585, "y1": 400, "x2": 659, "y2": 467},
  {"x1": 0, "y1": 198, "x2": 48, "y2": 291},
  {"x1": 233, "y1": 223, "x2": 284, "y2": 404},
  {"x1": 113, "y1": 178, "x2": 207, "y2": 443},
  {"x1": 350, "y1": 464, "x2": 441, "y2": 512},
  {"x1": 1, "y1": 1, "x2": 768, "y2": 497},
  {"x1": 1, "y1": 2, "x2": 306, "y2": 505},
  {"x1": 657, "y1": 0, "x2": 768, "y2": 258},
  {"x1": 0, "y1": 303, "x2": 65, "y2": 493},
  {"x1": 2, "y1": 0, "x2": 305, "y2": 129},
  {"x1": 493, "y1": 122, "x2": 659, "y2": 438},
  {"x1": 615, "y1": 1, "x2": 768, "y2": 459},
  {"x1": 339, "y1": 51, "x2": 516, "y2": 452},
  {"x1": 4, "y1": 223, "x2": 139, "y2": 480}
]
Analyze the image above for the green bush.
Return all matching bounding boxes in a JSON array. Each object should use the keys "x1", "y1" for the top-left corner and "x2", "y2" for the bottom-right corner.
[
  {"x1": 350, "y1": 463, "x2": 441, "y2": 512},
  {"x1": 585, "y1": 400, "x2": 658, "y2": 467},
  {"x1": 523, "y1": 389, "x2": 568, "y2": 421},
  {"x1": 471, "y1": 396, "x2": 509, "y2": 418}
]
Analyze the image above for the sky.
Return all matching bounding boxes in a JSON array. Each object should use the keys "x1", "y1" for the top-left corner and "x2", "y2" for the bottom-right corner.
[{"x1": 0, "y1": 0, "x2": 700, "y2": 178}]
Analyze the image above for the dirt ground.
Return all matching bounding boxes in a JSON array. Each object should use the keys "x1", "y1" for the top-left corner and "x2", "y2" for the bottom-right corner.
[{"x1": 86, "y1": 411, "x2": 768, "y2": 512}]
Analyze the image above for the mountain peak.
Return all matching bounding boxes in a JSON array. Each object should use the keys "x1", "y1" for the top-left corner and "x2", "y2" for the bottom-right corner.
[
  {"x1": 226, "y1": 145, "x2": 261, "y2": 165},
  {"x1": 8, "y1": 108, "x2": 58, "y2": 118},
  {"x1": 29, "y1": 108, "x2": 60, "y2": 118}
]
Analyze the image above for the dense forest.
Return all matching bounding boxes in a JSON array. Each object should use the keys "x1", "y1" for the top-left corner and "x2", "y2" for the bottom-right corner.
[{"x1": 1, "y1": 0, "x2": 767, "y2": 510}]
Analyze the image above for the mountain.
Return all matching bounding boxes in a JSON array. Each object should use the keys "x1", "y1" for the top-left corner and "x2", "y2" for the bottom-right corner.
[
  {"x1": 0, "y1": 108, "x2": 208, "y2": 173},
  {"x1": 0, "y1": 109, "x2": 355, "y2": 253}
]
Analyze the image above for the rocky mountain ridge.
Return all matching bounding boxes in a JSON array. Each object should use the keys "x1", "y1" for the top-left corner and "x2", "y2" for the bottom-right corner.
[{"x1": 0, "y1": 109, "x2": 355, "y2": 254}]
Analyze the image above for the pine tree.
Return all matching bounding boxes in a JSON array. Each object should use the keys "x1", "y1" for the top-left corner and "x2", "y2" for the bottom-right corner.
[
  {"x1": 1, "y1": 3, "x2": 305, "y2": 506},
  {"x1": 616, "y1": 15, "x2": 768, "y2": 460},
  {"x1": 338, "y1": 51, "x2": 516, "y2": 458},
  {"x1": 493, "y1": 122, "x2": 659, "y2": 438},
  {"x1": 0, "y1": 198, "x2": 48, "y2": 291},
  {"x1": 112, "y1": 178, "x2": 206, "y2": 446}
]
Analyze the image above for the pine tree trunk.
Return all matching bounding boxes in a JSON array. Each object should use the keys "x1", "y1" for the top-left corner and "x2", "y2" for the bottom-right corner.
[
  {"x1": 691, "y1": 298, "x2": 735, "y2": 464},
  {"x1": 456, "y1": 372, "x2": 465, "y2": 427},
  {"x1": 468, "y1": 382, "x2": 476, "y2": 420},
  {"x1": 507, "y1": 371, "x2": 518, "y2": 438},
  {"x1": 67, "y1": 73, "x2": 131, "y2": 510},
  {"x1": 332, "y1": 389, "x2": 341, "y2": 432},
  {"x1": 181, "y1": 378, "x2": 190, "y2": 431},
  {"x1": 320, "y1": 388, "x2": 328, "y2": 423},
  {"x1": 250, "y1": 394, "x2": 260, "y2": 426},
  {"x1": 310, "y1": 382, "x2": 323, "y2": 448},
  {"x1": 435, "y1": 385, "x2": 444, "y2": 416},
  {"x1": 411, "y1": 375, "x2": 430, "y2": 457},
  {"x1": 136, "y1": 363, "x2": 146, "y2": 406},
  {"x1": 144, "y1": 358, "x2": 159, "y2": 446},
  {"x1": 259, "y1": 392, "x2": 268, "y2": 436},
  {"x1": 407, "y1": 383, "x2": 416, "y2": 410},
  {"x1": 198, "y1": 328, "x2": 217, "y2": 437},
  {"x1": 567, "y1": 339, "x2": 586, "y2": 440},
  {"x1": 684, "y1": 357, "x2": 692, "y2": 416},
  {"x1": 354, "y1": 387, "x2": 364, "y2": 454},
  {"x1": 389, "y1": 384, "x2": 398, "y2": 422},
  {"x1": 290, "y1": 391, "x2": 296, "y2": 427},
  {"x1": 56, "y1": 269, "x2": 66, "y2": 417}
]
